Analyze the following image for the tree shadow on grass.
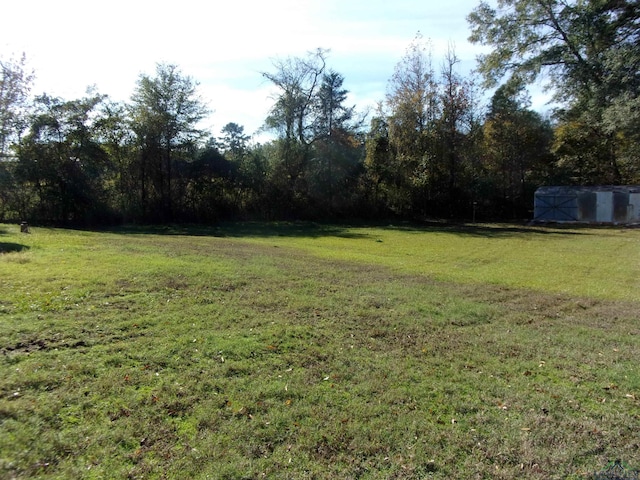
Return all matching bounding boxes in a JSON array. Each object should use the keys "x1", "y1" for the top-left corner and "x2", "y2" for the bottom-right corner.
[
  {"x1": 103, "y1": 219, "x2": 621, "y2": 240},
  {"x1": 107, "y1": 222, "x2": 370, "y2": 239},
  {"x1": 0, "y1": 243, "x2": 30, "y2": 254},
  {"x1": 383, "y1": 221, "x2": 593, "y2": 238}
]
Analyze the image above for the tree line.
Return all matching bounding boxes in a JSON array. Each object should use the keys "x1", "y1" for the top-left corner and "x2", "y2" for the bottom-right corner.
[{"x1": 1, "y1": 0, "x2": 638, "y2": 225}]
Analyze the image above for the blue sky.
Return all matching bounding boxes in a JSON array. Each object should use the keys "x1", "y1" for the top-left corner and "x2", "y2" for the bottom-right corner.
[{"x1": 1, "y1": 0, "x2": 499, "y2": 140}]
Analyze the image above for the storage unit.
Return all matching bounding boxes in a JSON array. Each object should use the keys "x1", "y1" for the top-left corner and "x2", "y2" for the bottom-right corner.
[{"x1": 533, "y1": 186, "x2": 640, "y2": 224}]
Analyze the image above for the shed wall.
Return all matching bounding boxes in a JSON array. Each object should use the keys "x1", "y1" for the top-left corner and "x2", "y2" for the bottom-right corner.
[
  {"x1": 629, "y1": 194, "x2": 640, "y2": 222},
  {"x1": 534, "y1": 186, "x2": 640, "y2": 224}
]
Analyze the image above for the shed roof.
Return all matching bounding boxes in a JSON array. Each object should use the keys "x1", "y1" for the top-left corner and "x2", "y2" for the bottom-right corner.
[{"x1": 536, "y1": 185, "x2": 640, "y2": 195}]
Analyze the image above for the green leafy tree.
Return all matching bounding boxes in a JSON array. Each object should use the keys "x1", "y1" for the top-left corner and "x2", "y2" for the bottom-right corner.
[
  {"x1": 378, "y1": 35, "x2": 480, "y2": 217},
  {"x1": 308, "y1": 71, "x2": 364, "y2": 215},
  {"x1": 482, "y1": 84, "x2": 554, "y2": 217},
  {"x1": 0, "y1": 54, "x2": 34, "y2": 220},
  {"x1": 233, "y1": 145, "x2": 270, "y2": 216},
  {"x1": 14, "y1": 93, "x2": 111, "y2": 223},
  {"x1": 0, "y1": 53, "x2": 33, "y2": 158},
  {"x1": 93, "y1": 99, "x2": 137, "y2": 222},
  {"x1": 262, "y1": 49, "x2": 328, "y2": 216},
  {"x1": 129, "y1": 63, "x2": 209, "y2": 221},
  {"x1": 219, "y1": 122, "x2": 250, "y2": 159},
  {"x1": 312, "y1": 71, "x2": 355, "y2": 139},
  {"x1": 217, "y1": 124, "x2": 271, "y2": 216},
  {"x1": 435, "y1": 46, "x2": 479, "y2": 215},
  {"x1": 384, "y1": 33, "x2": 439, "y2": 215},
  {"x1": 364, "y1": 113, "x2": 394, "y2": 213},
  {"x1": 468, "y1": 0, "x2": 640, "y2": 184},
  {"x1": 184, "y1": 139, "x2": 236, "y2": 221}
]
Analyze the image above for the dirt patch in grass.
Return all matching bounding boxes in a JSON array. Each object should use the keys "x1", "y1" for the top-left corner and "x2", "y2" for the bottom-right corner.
[{"x1": 2, "y1": 336, "x2": 94, "y2": 355}]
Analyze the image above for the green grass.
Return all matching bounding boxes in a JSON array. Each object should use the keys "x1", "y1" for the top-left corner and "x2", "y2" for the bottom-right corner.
[
  {"x1": 220, "y1": 222, "x2": 639, "y2": 301},
  {"x1": 1, "y1": 222, "x2": 639, "y2": 479}
]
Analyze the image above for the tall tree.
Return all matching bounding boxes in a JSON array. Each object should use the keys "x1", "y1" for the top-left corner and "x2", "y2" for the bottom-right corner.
[
  {"x1": 0, "y1": 53, "x2": 34, "y2": 158},
  {"x1": 312, "y1": 71, "x2": 355, "y2": 139},
  {"x1": 219, "y1": 122, "x2": 250, "y2": 159},
  {"x1": 216, "y1": 123, "x2": 272, "y2": 215},
  {"x1": 263, "y1": 49, "x2": 327, "y2": 145},
  {"x1": 384, "y1": 33, "x2": 439, "y2": 214},
  {"x1": 468, "y1": 0, "x2": 638, "y2": 95},
  {"x1": 129, "y1": 63, "x2": 209, "y2": 220},
  {"x1": 482, "y1": 84, "x2": 554, "y2": 217},
  {"x1": 262, "y1": 49, "x2": 328, "y2": 215},
  {"x1": 307, "y1": 71, "x2": 363, "y2": 214},
  {"x1": 184, "y1": 138, "x2": 236, "y2": 222},
  {"x1": 93, "y1": 99, "x2": 137, "y2": 221},
  {"x1": 436, "y1": 46, "x2": 478, "y2": 213},
  {"x1": 14, "y1": 93, "x2": 111, "y2": 223},
  {"x1": 364, "y1": 113, "x2": 391, "y2": 211},
  {"x1": 468, "y1": 0, "x2": 640, "y2": 184}
]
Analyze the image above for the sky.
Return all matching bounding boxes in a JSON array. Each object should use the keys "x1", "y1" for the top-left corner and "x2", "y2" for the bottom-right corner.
[{"x1": 1, "y1": 0, "x2": 500, "y2": 141}]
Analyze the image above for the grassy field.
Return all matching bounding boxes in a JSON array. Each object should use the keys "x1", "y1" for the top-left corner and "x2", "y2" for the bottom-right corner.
[{"x1": 0, "y1": 221, "x2": 638, "y2": 479}]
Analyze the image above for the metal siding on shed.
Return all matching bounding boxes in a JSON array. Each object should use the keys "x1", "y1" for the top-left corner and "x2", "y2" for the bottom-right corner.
[
  {"x1": 613, "y1": 191, "x2": 629, "y2": 223},
  {"x1": 534, "y1": 192, "x2": 578, "y2": 221},
  {"x1": 533, "y1": 186, "x2": 640, "y2": 224},
  {"x1": 578, "y1": 191, "x2": 597, "y2": 222},
  {"x1": 596, "y1": 192, "x2": 613, "y2": 222},
  {"x1": 630, "y1": 193, "x2": 640, "y2": 222}
]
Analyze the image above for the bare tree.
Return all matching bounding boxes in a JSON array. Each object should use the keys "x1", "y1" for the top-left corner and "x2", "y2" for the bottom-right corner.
[{"x1": 262, "y1": 48, "x2": 328, "y2": 145}]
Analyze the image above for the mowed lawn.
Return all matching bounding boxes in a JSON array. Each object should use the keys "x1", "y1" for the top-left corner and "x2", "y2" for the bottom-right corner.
[{"x1": 0, "y1": 222, "x2": 638, "y2": 479}]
